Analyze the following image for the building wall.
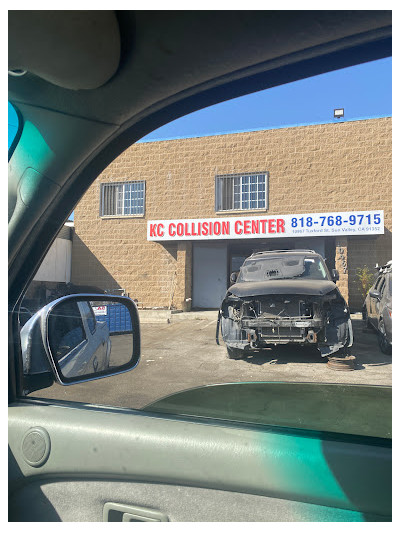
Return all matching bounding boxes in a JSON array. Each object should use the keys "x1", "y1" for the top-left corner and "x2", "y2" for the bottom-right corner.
[{"x1": 72, "y1": 117, "x2": 392, "y2": 310}]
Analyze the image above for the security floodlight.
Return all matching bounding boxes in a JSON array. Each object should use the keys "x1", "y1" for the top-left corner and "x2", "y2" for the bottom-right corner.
[{"x1": 334, "y1": 108, "x2": 344, "y2": 119}]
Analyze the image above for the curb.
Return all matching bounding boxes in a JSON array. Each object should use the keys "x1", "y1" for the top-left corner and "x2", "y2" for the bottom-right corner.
[{"x1": 138, "y1": 310, "x2": 218, "y2": 323}]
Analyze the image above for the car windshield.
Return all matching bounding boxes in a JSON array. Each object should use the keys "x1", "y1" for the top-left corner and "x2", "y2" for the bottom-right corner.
[{"x1": 238, "y1": 255, "x2": 329, "y2": 282}]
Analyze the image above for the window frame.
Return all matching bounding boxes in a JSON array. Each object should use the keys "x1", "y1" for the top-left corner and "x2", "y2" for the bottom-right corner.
[
  {"x1": 80, "y1": 301, "x2": 97, "y2": 335},
  {"x1": 215, "y1": 171, "x2": 269, "y2": 213},
  {"x1": 100, "y1": 180, "x2": 146, "y2": 218}
]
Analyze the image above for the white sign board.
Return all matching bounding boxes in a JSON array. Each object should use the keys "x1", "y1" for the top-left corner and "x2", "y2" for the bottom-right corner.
[
  {"x1": 92, "y1": 305, "x2": 107, "y2": 316},
  {"x1": 147, "y1": 210, "x2": 384, "y2": 241}
]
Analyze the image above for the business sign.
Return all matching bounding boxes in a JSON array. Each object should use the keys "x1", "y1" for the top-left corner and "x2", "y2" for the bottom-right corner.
[
  {"x1": 92, "y1": 305, "x2": 107, "y2": 316},
  {"x1": 147, "y1": 210, "x2": 384, "y2": 242}
]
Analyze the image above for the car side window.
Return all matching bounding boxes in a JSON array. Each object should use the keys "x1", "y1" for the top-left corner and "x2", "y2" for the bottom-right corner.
[
  {"x1": 378, "y1": 277, "x2": 386, "y2": 296},
  {"x1": 373, "y1": 276, "x2": 382, "y2": 290},
  {"x1": 17, "y1": 55, "x2": 391, "y2": 426},
  {"x1": 56, "y1": 328, "x2": 86, "y2": 362},
  {"x1": 48, "y1": 301, "x2": 86, "y2": 361},
  {"x1": 80, "y1": 301, "x2": 97, "y2": 334}
]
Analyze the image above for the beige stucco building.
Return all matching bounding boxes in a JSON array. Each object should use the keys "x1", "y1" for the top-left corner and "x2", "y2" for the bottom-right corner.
[{"x1": 71, "y1": 117, "x2": 392, "y2": 311}]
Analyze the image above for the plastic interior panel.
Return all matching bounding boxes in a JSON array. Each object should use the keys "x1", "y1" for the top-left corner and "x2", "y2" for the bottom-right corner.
[
  {"x1": 8, "y1": 401, "x2": 391, "y2": 520},
  {"x1": 9, "y1": 479, "x2": 390, "y2": 522}
]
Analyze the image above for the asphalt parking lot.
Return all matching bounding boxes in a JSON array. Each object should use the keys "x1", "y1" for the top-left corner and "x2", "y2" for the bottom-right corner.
[{"x1": 30, "y1": 314, "x2": 391, "y2": 410}]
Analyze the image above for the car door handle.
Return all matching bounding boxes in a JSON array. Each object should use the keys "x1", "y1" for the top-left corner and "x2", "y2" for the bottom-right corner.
[
  {"x1": 103, "y1": 503, "x2": 169, "y2": 522},
  {"x1": 122, "y1": 513, "x2": 159, "y2": 522}
]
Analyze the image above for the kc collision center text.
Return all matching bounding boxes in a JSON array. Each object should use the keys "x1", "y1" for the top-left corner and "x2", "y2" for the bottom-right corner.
[{"x1": 149, "y1": 218, "x2": 285, "y2": 238}]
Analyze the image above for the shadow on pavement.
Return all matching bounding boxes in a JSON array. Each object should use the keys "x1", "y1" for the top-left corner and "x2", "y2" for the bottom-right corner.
[
  {"x1": 242, "y1": 345, "x2": 325, "y2": 366},
  {"x1": 351, "y1": 319, "x2": 392, "y2": 367},
  {"x1": 238, "y1": 318, "x2": 391, "y2": 370}
]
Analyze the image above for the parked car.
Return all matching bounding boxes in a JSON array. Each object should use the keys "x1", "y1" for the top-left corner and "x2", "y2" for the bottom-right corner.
[
  {"x1": 363, "y1": 260, "x2": 392, "y2": 354},
  {"x1": 21, "y1": 297, "x2": 112, "y2": 380},
  {"x1": 217, "y1": 250, "x2": 353, "y2": 359}
]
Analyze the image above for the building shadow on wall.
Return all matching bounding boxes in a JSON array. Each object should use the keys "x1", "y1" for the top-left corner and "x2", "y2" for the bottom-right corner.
[{"x1": 71, "y1": 234, "x2": 123, "y2": 294}]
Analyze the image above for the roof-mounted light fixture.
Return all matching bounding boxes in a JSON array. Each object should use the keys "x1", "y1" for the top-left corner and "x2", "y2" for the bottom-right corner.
[{"x1": 334, "y1": 108, "x2": 344, "y2": 119}]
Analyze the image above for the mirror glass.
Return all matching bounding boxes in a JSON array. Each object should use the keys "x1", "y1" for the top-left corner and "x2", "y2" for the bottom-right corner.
[{"x1": 46, "y1": 298, "x2": 136, "y2": 381}]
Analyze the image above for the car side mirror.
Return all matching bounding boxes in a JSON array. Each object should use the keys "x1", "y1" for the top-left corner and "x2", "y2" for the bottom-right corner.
[
  {"x1": 369, "y1": 289, "x2": 381, "y2": 300},
  {"x1": 20, "y1": 294, "x2": 140, "y2": 386},
  {"x1": 230, "y1": 272, "x2": 239, "y2": 284},
  {"x1": 331, "y1": 269, "x2": 339, "y2": 282}
]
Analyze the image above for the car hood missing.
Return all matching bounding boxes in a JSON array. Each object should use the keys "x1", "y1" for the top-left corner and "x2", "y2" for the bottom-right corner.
[{"x1": 228, "y1": 279, "x2": 338, "y2": 298}]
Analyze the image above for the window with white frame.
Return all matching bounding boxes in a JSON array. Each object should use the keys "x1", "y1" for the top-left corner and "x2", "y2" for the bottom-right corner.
[
  {"x1": 100, "y1": 181, "x2": 145, "y2": 216},
  {"x1": 215, "y1": 172, "x2": 268, "y2": 212}
]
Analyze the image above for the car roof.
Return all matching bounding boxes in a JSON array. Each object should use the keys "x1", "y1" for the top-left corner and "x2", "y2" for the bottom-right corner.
[
  {"x1": 246, "y1": 250, "x2": 322, "y2": 261},
  {"x1": 249, "y1": 249, "x2": 318, "y2": 256}
]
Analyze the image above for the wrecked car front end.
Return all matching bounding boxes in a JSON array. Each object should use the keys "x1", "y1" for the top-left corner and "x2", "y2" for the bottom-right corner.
[{"x1": 217, "y1": 252, "x2": 353, "y2": 359}]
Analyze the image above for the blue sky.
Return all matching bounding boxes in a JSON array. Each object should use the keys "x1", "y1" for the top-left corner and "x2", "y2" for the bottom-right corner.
[
  {"x1": 8, "y1": 56, "x2": 391, "y2": 221},
  {"x1": 141, "y1": 57, "x2": 391, "y2": 142},
  {"x1": 8, "y1": 101, "x2": 19, "y2": 150}
]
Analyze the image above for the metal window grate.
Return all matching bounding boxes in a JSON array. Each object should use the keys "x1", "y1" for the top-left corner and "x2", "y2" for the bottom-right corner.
[
  {"x1": 215, "y1": 172, "x2": 268, "y2": 212},
  {"x1": 100, "y1": 181, "x2": 145, "y2": 216}
]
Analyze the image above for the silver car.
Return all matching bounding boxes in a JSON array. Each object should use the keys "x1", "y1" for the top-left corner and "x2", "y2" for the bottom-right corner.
[{"x1": 363, "y1": 261, "x2": 392, "y2": 354}]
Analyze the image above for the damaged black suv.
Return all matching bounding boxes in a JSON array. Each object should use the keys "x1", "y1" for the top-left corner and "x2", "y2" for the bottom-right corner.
[{"x1": 217, "y1": 250, "x2": 353, "y2": 360}]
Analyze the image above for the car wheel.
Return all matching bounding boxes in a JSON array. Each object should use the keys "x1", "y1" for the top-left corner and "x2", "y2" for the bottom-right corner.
[
  {"x1": 362, "y1": 307, "x2": 373, "y2": 330},
  {"x1": 226, "y1": 346, "x2": 247, "y2": 360},
  {"x1": 378, "y1": 320, "x2": 391, "y2": 355}
]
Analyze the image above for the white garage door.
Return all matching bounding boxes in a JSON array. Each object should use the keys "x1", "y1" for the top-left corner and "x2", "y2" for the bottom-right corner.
[{"x1": 192, "y1": 245, "x2": 227, "y2": 309}]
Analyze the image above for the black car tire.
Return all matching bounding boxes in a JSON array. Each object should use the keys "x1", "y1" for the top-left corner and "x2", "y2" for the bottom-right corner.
[
  {"x1": 362, "y1": 306, "x2": 373, "y2": 331},
  {"x1": 378, "y1": 319, "x2": 391, "y2": 355},
  {"x1": 226, "y1": 346, "x2": 247, "y2": 360}
]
